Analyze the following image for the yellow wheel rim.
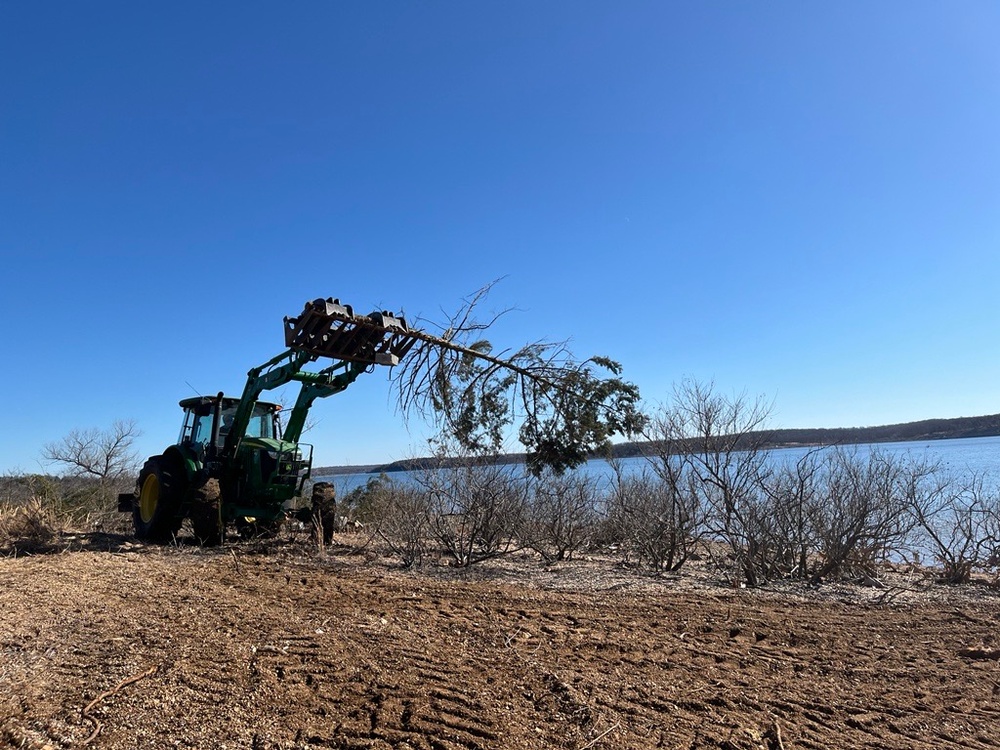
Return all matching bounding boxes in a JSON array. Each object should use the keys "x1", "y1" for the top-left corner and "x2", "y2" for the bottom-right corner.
[{"x1": 139, "y1": 474, "x2": 159, "y2": 523}]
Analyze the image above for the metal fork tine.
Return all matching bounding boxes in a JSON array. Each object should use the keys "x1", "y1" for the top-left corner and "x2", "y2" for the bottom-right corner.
[{"x1": 284, "y1": 299, "x2": 418, "y2": 366}]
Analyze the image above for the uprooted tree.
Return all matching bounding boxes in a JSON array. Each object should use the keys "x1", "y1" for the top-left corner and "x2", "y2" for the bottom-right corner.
[
  {"x1": 390, "y1": 281, "x2": 647, "y2": 475},
  {"x1": 324, "y1": 281, "x2": 648, "y2": 567}
]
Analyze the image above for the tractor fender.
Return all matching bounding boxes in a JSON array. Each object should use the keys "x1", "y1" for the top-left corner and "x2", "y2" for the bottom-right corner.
[{"x1": 163, "y1": 444, "x2": 201, "y2": 487}]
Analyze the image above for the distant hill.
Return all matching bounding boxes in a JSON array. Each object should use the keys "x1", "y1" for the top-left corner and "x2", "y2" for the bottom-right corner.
[
  {"x1": 762, "y1": 413, "x2": 1000, "y2": 446},
  {"x1": 608, "y1": 413, "x2": 1000, "y2": 461},
  {"x1": 313, "y1": 413, "x2": 1000, "y2": 476}
]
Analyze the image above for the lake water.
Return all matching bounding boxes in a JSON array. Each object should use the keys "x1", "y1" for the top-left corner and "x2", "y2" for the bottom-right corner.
[{"x1": 316, "y1": 434, "x2": 1000, "y2": 496}]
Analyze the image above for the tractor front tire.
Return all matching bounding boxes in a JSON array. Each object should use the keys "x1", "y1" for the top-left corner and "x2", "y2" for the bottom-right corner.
[
  {"x1": 133, "y1": 456, "x2": 183, "y2": 542},
  {"x1": 311, "y1": 482, "x2": 337, "y2": 546},
  {"x1": 190, "y1": 477, "x2": 223, "y2": 547}
]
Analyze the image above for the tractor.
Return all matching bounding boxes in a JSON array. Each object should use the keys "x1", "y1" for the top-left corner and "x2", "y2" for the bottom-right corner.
[{"x1": 118, "y1": 298, "x2": 419, "y2": 544}]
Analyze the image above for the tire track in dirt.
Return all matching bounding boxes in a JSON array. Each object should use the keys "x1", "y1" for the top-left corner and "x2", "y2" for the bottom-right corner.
[
  {"x1": 5, "y1": 548, "x2": 1000, "y2": 749},
  {"x1": 231, "y1": 575, "x2": 505, "y2": 750}
]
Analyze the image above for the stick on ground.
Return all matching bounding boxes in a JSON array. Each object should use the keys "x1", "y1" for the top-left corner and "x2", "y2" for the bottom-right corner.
[{"x1": 82, "y1": 665, "x2": 159, "y2": 744}]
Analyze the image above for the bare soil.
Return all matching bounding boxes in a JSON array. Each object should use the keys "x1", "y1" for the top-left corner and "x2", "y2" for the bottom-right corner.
[{"x1": 3, "y1": 534, "x2": 1000, "y2": 750}]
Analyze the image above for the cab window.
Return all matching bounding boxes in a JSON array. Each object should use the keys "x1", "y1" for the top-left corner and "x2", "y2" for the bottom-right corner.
[
  {"x1": 246, "y1": 404, "x2": 275, "y2": 439},
  {"x1": 179, "y1": 405, "x2": 215, "y2": 452}
]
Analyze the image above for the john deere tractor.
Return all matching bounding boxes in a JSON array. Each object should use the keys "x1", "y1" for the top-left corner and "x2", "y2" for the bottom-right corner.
[{"x1": 119, "y1": 298, "x2": 419, "y2": 545}]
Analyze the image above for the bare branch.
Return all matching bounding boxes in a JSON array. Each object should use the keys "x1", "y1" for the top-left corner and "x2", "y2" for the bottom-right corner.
[{"x1": 41, "y1": 419, "x2": 142, "y2": 486}]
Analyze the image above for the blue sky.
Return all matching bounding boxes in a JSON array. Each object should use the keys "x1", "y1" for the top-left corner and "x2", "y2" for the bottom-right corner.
[{"x1": 1, "y1": 2, "x2": 997, "y2": 473}]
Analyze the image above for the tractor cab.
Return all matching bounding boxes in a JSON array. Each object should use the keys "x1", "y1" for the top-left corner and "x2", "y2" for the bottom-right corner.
[
  {"x1": 177, "y1": 394, "x2": 310, "y2": 508},
  {"x1": 178, "y1": 396, "x2": 282, "y2": 452}
]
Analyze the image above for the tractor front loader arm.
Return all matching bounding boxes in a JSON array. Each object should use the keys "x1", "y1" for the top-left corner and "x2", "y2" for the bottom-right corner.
[
  {"x1": 223, "y1": 349, "x2": 317, "y2": 457},
  {"x1": 221, "y1": 299, "x2": 421, "y2": 456},
  {"x1": 282, "y1": 360, "x2": 368, "y2": 443}
]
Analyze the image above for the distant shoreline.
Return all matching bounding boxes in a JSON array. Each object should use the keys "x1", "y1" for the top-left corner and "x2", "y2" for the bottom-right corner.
[{"x1": 314, "y1": 412, "x2": 1000, "y2": 476}]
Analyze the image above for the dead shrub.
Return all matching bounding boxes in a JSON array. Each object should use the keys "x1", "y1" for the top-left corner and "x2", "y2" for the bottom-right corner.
[
  {"x1": 523, "y1": 471, "x2": 599, "y2": 562},
  {"x1": 368, "y1": 481, "x2": 432, "y2": 567},
  {"x1": 419, "y1": 462, "x2": 528, "y2": 567},
  {"x1": 808, "y1": 448, "x2": 914, "y2": 582},
  {"x1": 0, "y1": 498, "x2": 62, "y2": 554},
  {"x1": 603, "y1": 468, "x2": 702, "y2": 571},
  {"x1": 902, "y1": 463, "x2": 988, "y2": 584}
]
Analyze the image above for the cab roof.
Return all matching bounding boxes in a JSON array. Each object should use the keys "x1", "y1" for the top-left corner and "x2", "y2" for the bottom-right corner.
[{"x1": 178, "y1": 396, "x2": 281, "y2": 411}]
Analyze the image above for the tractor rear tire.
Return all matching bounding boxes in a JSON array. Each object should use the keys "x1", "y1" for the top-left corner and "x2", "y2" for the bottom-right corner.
[
  {"x1": 133, "y1": 456, "x2": 183, "y2": 542},
  {"x1": 311, "y1": 482, "x2": 337, "y2": 546},
  {"x1": 190, "y1": 477, "x2": 223, "y2": 546}
]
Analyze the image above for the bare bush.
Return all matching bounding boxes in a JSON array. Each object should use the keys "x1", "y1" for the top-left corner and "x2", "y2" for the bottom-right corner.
[
  {"x1": 523, "y1": 471, "x2": 599, "y2": 562},
  {"x1": 367, "y1": 481, "x2": 431, "y2": 568},
  {"x1": 808, "y1": 448, "x2": 914, "y2": 582},
  {"x1": 902, "y1": 463, "x2": 983, "y2": 583},
  {"x1": 731, "y1": 482, "x2": 802, "y2": 583},
  {"x1": 943, "y1": 476, "x2": 1000, "y2": 577},
  {"x1": 666, "y1": 380, "x2": 774, "y2": 586},
  {"x1": 753, "y1": 450, "x2": 826, "y2": 579},
  {"x1": 418, "y1": 461, "x2": 527, "y2": 567},
  {"x1": 627, "y1": 407, "x2": 707, "y2": 572},
  {"x1": 969, "y1": 482, "x2": 1000, "y2": 570},
  {"x1": 603, "y1": 465, "x2": 702, "y2": 571}
]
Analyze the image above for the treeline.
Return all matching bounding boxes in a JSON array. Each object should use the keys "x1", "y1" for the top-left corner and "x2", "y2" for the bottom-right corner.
[{"x1": 614, "y1": 413, "x2": 1000, "y2": 458}]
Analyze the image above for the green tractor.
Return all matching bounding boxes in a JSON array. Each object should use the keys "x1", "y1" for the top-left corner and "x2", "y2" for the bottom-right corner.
[{"x1": 119, "y1": 298, "x2": 419, "y2": 545}]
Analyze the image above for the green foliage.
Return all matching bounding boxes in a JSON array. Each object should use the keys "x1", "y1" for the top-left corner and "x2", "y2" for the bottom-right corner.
[
  {"x1": 430, "y1": 345, "x2": 646, "y2": 476},
  {"x1": 518, "y1": 355, "x2": 646, "y2": 476},
  {"x1": 429, "y1": 339, "x2": 517, "y2": 455},
  {"x1": 344, "y1": 474, "x2": 393, "y2": 524}
]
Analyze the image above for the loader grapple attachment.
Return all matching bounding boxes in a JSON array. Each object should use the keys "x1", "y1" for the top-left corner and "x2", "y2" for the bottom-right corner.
[{"x1": 284, "y1": 298, "x2": 419, "y2": 366}]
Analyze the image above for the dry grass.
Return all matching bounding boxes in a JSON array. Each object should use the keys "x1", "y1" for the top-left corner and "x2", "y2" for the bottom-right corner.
[{"x1": 0, "y1": 498, "x2": 62, "y2": 554}]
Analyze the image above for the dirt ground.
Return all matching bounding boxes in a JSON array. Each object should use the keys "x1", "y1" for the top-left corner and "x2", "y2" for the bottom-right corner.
[{"x1": 3, "y1": 535, "x2": 1000, "y2": 750}]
